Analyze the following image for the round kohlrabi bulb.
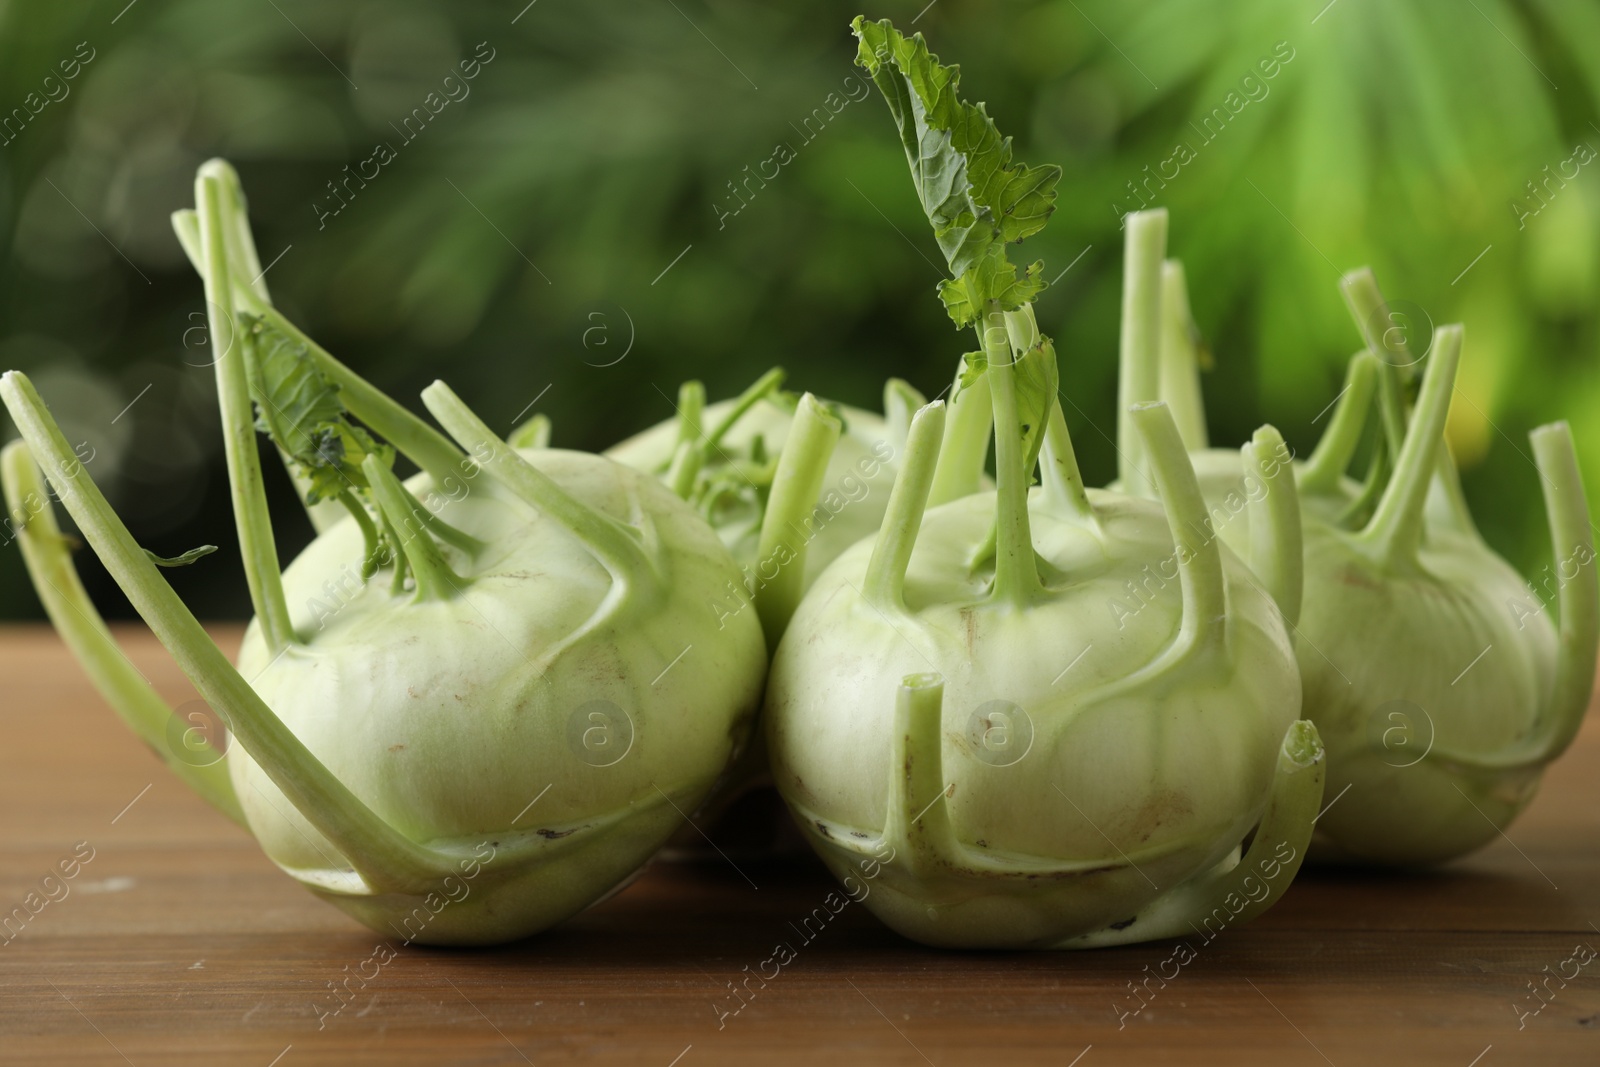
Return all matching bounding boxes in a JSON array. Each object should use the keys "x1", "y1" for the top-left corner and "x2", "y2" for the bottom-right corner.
[
  {"x1": 1180, "y1": 330, "x2": 1597, "y2": 866},
  {"x1": 228, "y1": 439, "x2": 767, "y2": 943},
  {"x1": 766, "y1": 390, "x2": 1323, "y2": 948},
  {"x1": 1117, "y1": 212, "x2": 1598, "y2": 868}
]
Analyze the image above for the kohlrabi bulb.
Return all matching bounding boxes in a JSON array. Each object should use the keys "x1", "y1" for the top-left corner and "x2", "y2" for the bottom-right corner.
[
  {"x1": 1129, "y1": 215, "x2": 1600, "y2": 867},
  {"x1": 227, "y1": 439, "x2": 766, "y2": 942},
  {"x1": 769, "y1": 21, "x2": 1324, "y2": 949},
  {"x1": 0, "y1": 161, "x2": 768, "y2": 945},
  {"x1": 767, "y1": 389, "x2": 1323, "y2": 947}
]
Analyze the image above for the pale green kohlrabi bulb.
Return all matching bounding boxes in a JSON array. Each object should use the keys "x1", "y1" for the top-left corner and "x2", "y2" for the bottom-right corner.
[
  {"x1": 0, "y1": 161, "x2": 768, "y2": 945},
  {"x1": 765, "y1": 316, "x2": 1324, "y2": 948},
  {"x1": 1130, "y1": 212, "x2": 1599, "y2": 867}
]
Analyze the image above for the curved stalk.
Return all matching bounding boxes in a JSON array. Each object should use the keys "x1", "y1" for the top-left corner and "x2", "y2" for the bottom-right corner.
[
  {"x1": 362, "y1": 457, "x2": 468, "y2": 602},
  {"x1": 396, "y1": 484, "x2": 484, "y2": 555},
  {"x1": 1116, "y1": 210, "x2": 1168, "y2": 499},
  {"x1": 665, "y1": 440, "x2": 701, "y2": 500},
  {"x1": 883, "y1": 378, "x2": 926, "y2": 452},
  {"x1": 0, "y1": 440, "x2": 247, "y2": 827},
  {"x1": 198, "y1": 173, "x2": 294, "y2": 654},
  {"x1": 1299, "y1": 351, "x2": 1379, "y2": 495},
  {"x1": 0, "y1": 371, "x2": 454, "y2": 892},
  {"x1": 928, "y1": 356, "x2": 992, "y2": 506},
  {"x1": 705, "y1": 368, "x2": 784, "y2": 452},
  {"x1": 673, "y1": 380, "x2": 705, "y2": 458},
  {"x1": 249, "y1": 306, "x2": 465, "y2": 488},
  {"x1": 1428, "y1": 442, "x2": 1484, "y2": 542},
  {"x1": 420, "y1": 380, "x2": 659, "y2": 595},
  {"x1": 880, "y1": 673, "x2": 958, "y2": 877},
  {"x1": 1336, "y1": 432, "x2": 1388, "y2": 530},
  {"x1": 864, "y1": 401, "x2": 946, "y2": 611},
  {"x1": 335, "y1": 490, "x2": 383, "y2": 580},
  {"x1": 981, "y1": 304, "x2": 1042, "y2": 606},
  {"x1": 1340, "y1": 267, "x2": 1409, "y2": 456},
  {"x1": 1064, "y1": 720, "x2": 1324, "y2": 947},
  {"x1": 1129, "y1": 402, "x2": 1227, "y2": 652},
  {"x1": 754, "y1": 393, "x2": 842, "y2": 646},
  {"x1": 1158, "y1": 259, "x2": 1209, "y2": 451},
  {"x1": 1526, "y1": 422, "x2": 1598, "y2": 762},
  {"x1": 1359, "y1": 324, "x2": 1463, "y2": 567},
  {"x1": 1244, "y1": 425, "x2": 1303, "y2": 627},
  {"x1": 1038, "y1": 399, "x2": 1094, "y2": 524}
]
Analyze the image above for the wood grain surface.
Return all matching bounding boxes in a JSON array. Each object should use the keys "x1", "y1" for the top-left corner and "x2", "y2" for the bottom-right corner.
[{"x1": 0, "y1": 623, "x2": 1595, "y2": 1066}]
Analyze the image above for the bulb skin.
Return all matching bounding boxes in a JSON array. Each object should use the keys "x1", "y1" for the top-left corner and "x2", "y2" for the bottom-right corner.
[
  {"x1": 233, "y1": 449, "x2": 767, "y2": 944},
  {"x1": 1186, "y1": 448, "x2": 1564, "y2": 866},
  {"x1": 766, "y1": 487, "x2": 1304, "y2": 948}
]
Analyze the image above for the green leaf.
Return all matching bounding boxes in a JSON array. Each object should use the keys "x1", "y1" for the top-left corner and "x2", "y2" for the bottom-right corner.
[
  {"x1": 952, "y1": 350, "x2": 987, "y2": 398},
  {"x1": 852, "y1": 15, "x2": 1059, "y2": 309},
  {"x1": 1013, "y1": 336, "x2": 1059, "y2": 481},
  {"x1": 245, "y1": 315, "x2": 394, "y2": 505},
  {"x1": 145, "y1": 545, "x2": 218, "y2": 568}
]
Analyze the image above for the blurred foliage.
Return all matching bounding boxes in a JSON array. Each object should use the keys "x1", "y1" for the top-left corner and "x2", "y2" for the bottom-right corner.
[{"x1": 0, "y1": 0, "x2": 1596, "y2": 619}]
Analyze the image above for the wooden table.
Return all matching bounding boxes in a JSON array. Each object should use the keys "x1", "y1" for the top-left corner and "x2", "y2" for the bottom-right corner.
[{"x1": 0, "y1": 624, "x2": 1595, "y2": 1065}]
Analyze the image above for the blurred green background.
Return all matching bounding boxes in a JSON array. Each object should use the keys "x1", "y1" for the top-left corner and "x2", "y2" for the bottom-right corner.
[{"x1": 1, "y1": 0, "x2": 1597, "y2": 619}]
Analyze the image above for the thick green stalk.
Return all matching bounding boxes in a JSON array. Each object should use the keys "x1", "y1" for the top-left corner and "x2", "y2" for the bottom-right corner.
[
  {"x1": 362, "y1": 456, "x2": 467, "y2": 601},
  {"x1": 880, "y1": 673, "x2": 958, "y2": 878},
  {"x1": 0, "y1": 371, "x2": 453, "y2": 892},
  {"x1": 1244, "y1": 426, "x2": 1303, "y2": 627},
  {"x1": 1117, "y1": 210, "x2": 1168, "y2": 499},
  {"x1": 864, "y1": 401, "x2": 946, "y2": 611},
  {"x1": 1359, "y1": 324, "x2": 1462, "y2": 567},
  {"x1": 928, "y1": 356, "x2": 992, "y2": 506},
  {"x1": 335, "y1": 489, "x2": 383, "y2": 579},
  {"x1": 665, "y1": 440, "x2": 701, "y2": 500},
  {"x1": 420, "y1": 380, "x2": 659, "y2": 595},
  {"x1": 883, "y1": 378, "x2": 926, "y2": 452},
  {"x1": 173, "y1": 199, "x2": 342, "y2": 538},
  {"x1": 0, "y1": 440, "x2": 246, "y2": 827},
  {"x1": 1299, "y1": 351, "x2": 1379, "y2": 495},
  {"x1": 1528, "y1": 422, "x2": 1599, "y2": 762},
  {"x1": 980, "y1": 304, "x2": 1042, "y2": 606},
  {"x1": 1340, "y1": 267, "x2": 1408, "y2": 457},
  {"x1": 754, "y1": 393, "x2": 842, "y2": 647},
  {"x1": 198, "y1": 174, "x2": 294, "y2": 653},
  {"x1": 1158, "y1": 260, "x2": 1209, "y2": 451},
  {"x1": 1039, "y1": 400, "x2": 1094, "y2": 524},
  {"x1": 1129, "y1": 402, "x2": 1227, "y2": 651},
  {"x1": 675, "y1": 380, "x2": 705, "y2": 454},
  {"x1": 177, "y1": 176, "x2": 468, "y2": 489}
]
